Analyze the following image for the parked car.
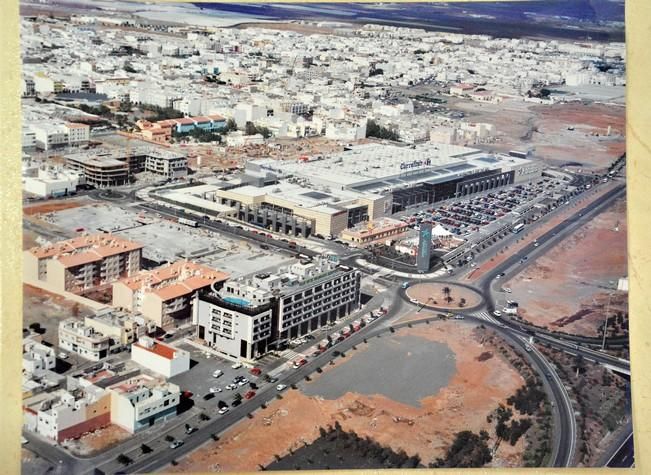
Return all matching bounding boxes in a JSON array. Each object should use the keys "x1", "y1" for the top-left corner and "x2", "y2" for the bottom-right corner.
[
  {"x1": 244, "y1": 390, "x2": 256, "y2": 400},
  {"x1": 212, "y1": 369, "x2": 223, "y2": 378},
  {"x1": 169, "y1": 440, "x2": 184, "y2": 449},
  {"x1": 209, "y1": 387, "x2": 222, "y2": 393},
  {"x1": 57, "y1": 352, "x2": 68, "y2": 360},
  {"x1": 493, "y1": 310, "x2": 503, "y2": 317},
  {"x1": 218, "y1": 407, "x2": 229, "y2": 415},
  {"x1": 249, "y1": 367, "x2": 262, "y2": 376},
  {"x1": 185, "y1": 426, "x2": 197, "y2": 435},
  {"x1": 276, "y1": 384, "x2": 287, "y2": 391},
  {"x1": 231, "y1": 362, "x2": 243, "y2": 369}
]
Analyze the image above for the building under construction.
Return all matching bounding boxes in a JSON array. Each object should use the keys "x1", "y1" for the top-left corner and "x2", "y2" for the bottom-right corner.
[{"x1": 64, "y1": 147, "x2": 187, "y2": 188}]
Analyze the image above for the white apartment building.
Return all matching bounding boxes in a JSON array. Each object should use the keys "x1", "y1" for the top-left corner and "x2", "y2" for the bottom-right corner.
[
  {"x1": 27, "y1": 122, "x2": 90, "y2": 151},
  {"x1": 59, "y1": 318, "x2": 112, "y2": 361},
  {"x1": 194, "y1": 256, "x2": 361, "y2": 361},
  {"x1": 84, "y1": 308, "x2": 157, "y2": 347},
  {"x1": 108, "y1": 375, "x2": 180, "y2": 433}
]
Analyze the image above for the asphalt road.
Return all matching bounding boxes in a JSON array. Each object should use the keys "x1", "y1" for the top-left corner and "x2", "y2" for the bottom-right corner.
[
  {"x1": 605, "y1": 430, "x2": 634, "y2": 468},
  {"x1": 478, "y1": 183, "x2": 629, "y2": 349}
]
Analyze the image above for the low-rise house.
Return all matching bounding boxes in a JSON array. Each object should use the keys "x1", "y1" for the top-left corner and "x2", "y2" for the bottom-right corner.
[
  {"x1": 23, "y1": 378, "x2": 111, "y2": 442},
  {"x1": 131, "y1": 336, "x2": 190, "y2": 378},
  {"x1": 59, "y1": 318, "x2": 111, "y2": 361}
]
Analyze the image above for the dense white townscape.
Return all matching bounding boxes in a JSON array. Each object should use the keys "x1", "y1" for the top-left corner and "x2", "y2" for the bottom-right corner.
[{"x1": 20, "y1": 3, "x2": 630, "y2": 473}]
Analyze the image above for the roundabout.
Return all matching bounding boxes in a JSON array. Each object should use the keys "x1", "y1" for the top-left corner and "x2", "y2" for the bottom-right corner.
[{"x1": 405, "y1": 281, "x2": 484, "y2": 312}]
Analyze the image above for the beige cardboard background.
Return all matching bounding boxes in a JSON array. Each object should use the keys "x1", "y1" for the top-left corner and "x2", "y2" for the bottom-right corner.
[{"x1": 1, "y1": 1, "x2": 648, "y2": 474}]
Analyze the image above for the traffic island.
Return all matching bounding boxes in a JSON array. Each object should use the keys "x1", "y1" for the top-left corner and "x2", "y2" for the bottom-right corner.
[{"x1": 406, "y1": 282, "x2": 484, "y2": 311}]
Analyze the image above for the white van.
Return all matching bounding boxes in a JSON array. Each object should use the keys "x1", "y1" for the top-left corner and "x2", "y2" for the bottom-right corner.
[{"x1": 213, "y1": 369, "x2": 223, "y2": 378}]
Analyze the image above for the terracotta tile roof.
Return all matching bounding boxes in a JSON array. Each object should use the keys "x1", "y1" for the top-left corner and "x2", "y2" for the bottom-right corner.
[
  {"x1": 116, "y1": 260, "x2": 228, "y2": 298},
  {"x1": 135, "y1": 341, "x2": 177, "y2": 360},
  {"x1": 28, "y1": 234, "x2": 144, "y2": 267}
]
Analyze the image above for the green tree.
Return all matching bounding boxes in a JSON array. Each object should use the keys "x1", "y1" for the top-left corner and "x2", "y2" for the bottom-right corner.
[{"x1": 366, "y1": 119, "x2": 400, "y2": 141}]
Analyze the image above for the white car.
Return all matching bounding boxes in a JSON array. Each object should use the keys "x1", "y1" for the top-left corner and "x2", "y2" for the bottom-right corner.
[
  {"x1": 218, "y1": 407, "x2": 229, "y2": 415},
  {"x1": 410, "y1": 298, "x2": 419, "y2": 304},
  {"x1": 493, "y1": 310, "x2": 503, "y2": 317},
  {"x1": 212, "y1": 370, "x2": 223, "y2": 378},
  {"x1": 209, "y1": 387, "x2": 222, "y2": 393},
  {"x1": 231, "y1": 362, "x2": 243, "y2": 369},
  {"x1": 276, "y1": 384, "x2": 287, "y2": 391},
  {"x1": 226, "y1": 384, "x2": 237, "y2": 390},
  {"x1": 170, "y1": 440, "x2": 184, "y2": 449},
  {"x1": 534, "y1": 242, "x2": 540, "y2": 247},
  {"x1": 503, "y1": 288, "x2": 512, "y2": 293},
  {"x1": 58, "y1": 352, "x2": 68, "y2": 360}
]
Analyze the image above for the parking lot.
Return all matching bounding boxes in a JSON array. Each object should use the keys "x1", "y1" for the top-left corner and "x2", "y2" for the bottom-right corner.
[
  {"x1": 399, "y1": 177, "x2": 567, "y2": 238},
  {"x1": 170, "y1": 342, "x2": 267, "y2": 412}
]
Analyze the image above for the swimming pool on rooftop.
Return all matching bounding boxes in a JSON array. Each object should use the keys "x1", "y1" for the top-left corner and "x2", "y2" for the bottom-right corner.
[{"x1": 223, "y1": 296, "x2": 251, "y2": 306}]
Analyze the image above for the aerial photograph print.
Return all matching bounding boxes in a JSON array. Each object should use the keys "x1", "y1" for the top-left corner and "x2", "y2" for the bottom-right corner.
[{"x1": 18, "y1": 0, "x2": 631, "y2": 472}]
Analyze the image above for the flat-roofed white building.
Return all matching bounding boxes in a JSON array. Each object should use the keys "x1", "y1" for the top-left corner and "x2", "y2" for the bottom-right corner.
[
  {"x1": 59, "y1": 318, "x2": 111, "y2": 361},
  {"x1": 22, "y1": 166, "x2": 83, "y2": 198},
  {"x1": 23, "y1": 337, "x2": 56, "y2": 374},
  {"x1": 107, "y1": 374, "x2": 180, "y2": 433},
  {"x1": 23, "y1": 379, "x2": 111, "y2": 442}
]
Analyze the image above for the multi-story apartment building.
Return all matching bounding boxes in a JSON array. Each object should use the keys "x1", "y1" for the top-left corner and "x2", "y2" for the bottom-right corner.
[
  {"x1": 107, "y1": 374, "x2": 180, "y2": 433},
  {"x1": 59, "y1": 318, "x2": 111, "y2": 361},
  {"x1": 194, "y1": 256, "x2": 361, "y2": 361},
  {"x1": 23, "y1": 234, "x2": 144, "y2": 293},
  {"x1": 112, "y1": 260, "x2": 229, "y2": 328},
  {"x1": 64, "y1": 153, "x2": 130, "y2": 188},
  {"x1": 64, "y1": 147, "x2": 188, "y2": 186},
  {"x1": 84, "y1": 308, "x2": 157, "y2": 346}
]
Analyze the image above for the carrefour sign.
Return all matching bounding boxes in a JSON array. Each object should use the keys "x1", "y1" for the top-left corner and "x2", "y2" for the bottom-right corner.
[{"x1": 400, "y1": 159, "x2": 431, "y2": 170}]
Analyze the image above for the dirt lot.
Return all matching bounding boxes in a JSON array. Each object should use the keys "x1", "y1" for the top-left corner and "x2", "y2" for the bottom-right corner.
[
  {"x1": 453, "y1": 99, "x2": 625, "y2": 170},
  {"x1": 406, "y1": 282, "x2": 482, "y2": 310},
  {"x1": 169, "y1": 320, "x2": 528, "y2": 471},
  {"x1": 23, "y1": 284, "x2": 94, "y2": 337},
  {"x1": 23, "y1": 197, "x2": 90, "y2": 216},
  {"x1": 62, "y1": 424, "x2": 132, "y2": 456},
  {"x1": 505, "y1": 197, "x2": 627, "y2": 336}
]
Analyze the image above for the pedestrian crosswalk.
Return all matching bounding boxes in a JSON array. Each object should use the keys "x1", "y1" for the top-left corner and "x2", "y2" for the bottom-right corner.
[
  {"x1": 280, "y1": 349, "x2": 303, "y2": 361},
  {"x1": 472, "y1": 311, "x2": 501, "y2": 325}
]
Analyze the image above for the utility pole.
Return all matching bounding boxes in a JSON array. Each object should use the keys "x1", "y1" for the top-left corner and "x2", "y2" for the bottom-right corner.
[{"x1": 602, "y1": 291, "x2": 613, "y2": 351}]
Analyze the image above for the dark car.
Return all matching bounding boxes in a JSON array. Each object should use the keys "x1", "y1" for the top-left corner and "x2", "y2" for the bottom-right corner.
[{"x1": 203, "y1": 393, "x2": 215, "y2": 401}]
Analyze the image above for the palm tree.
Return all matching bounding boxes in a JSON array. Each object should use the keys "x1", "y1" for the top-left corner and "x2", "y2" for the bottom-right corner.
[{"x1": 442, "y1": 286, "x2": 451, "y2": 298}]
